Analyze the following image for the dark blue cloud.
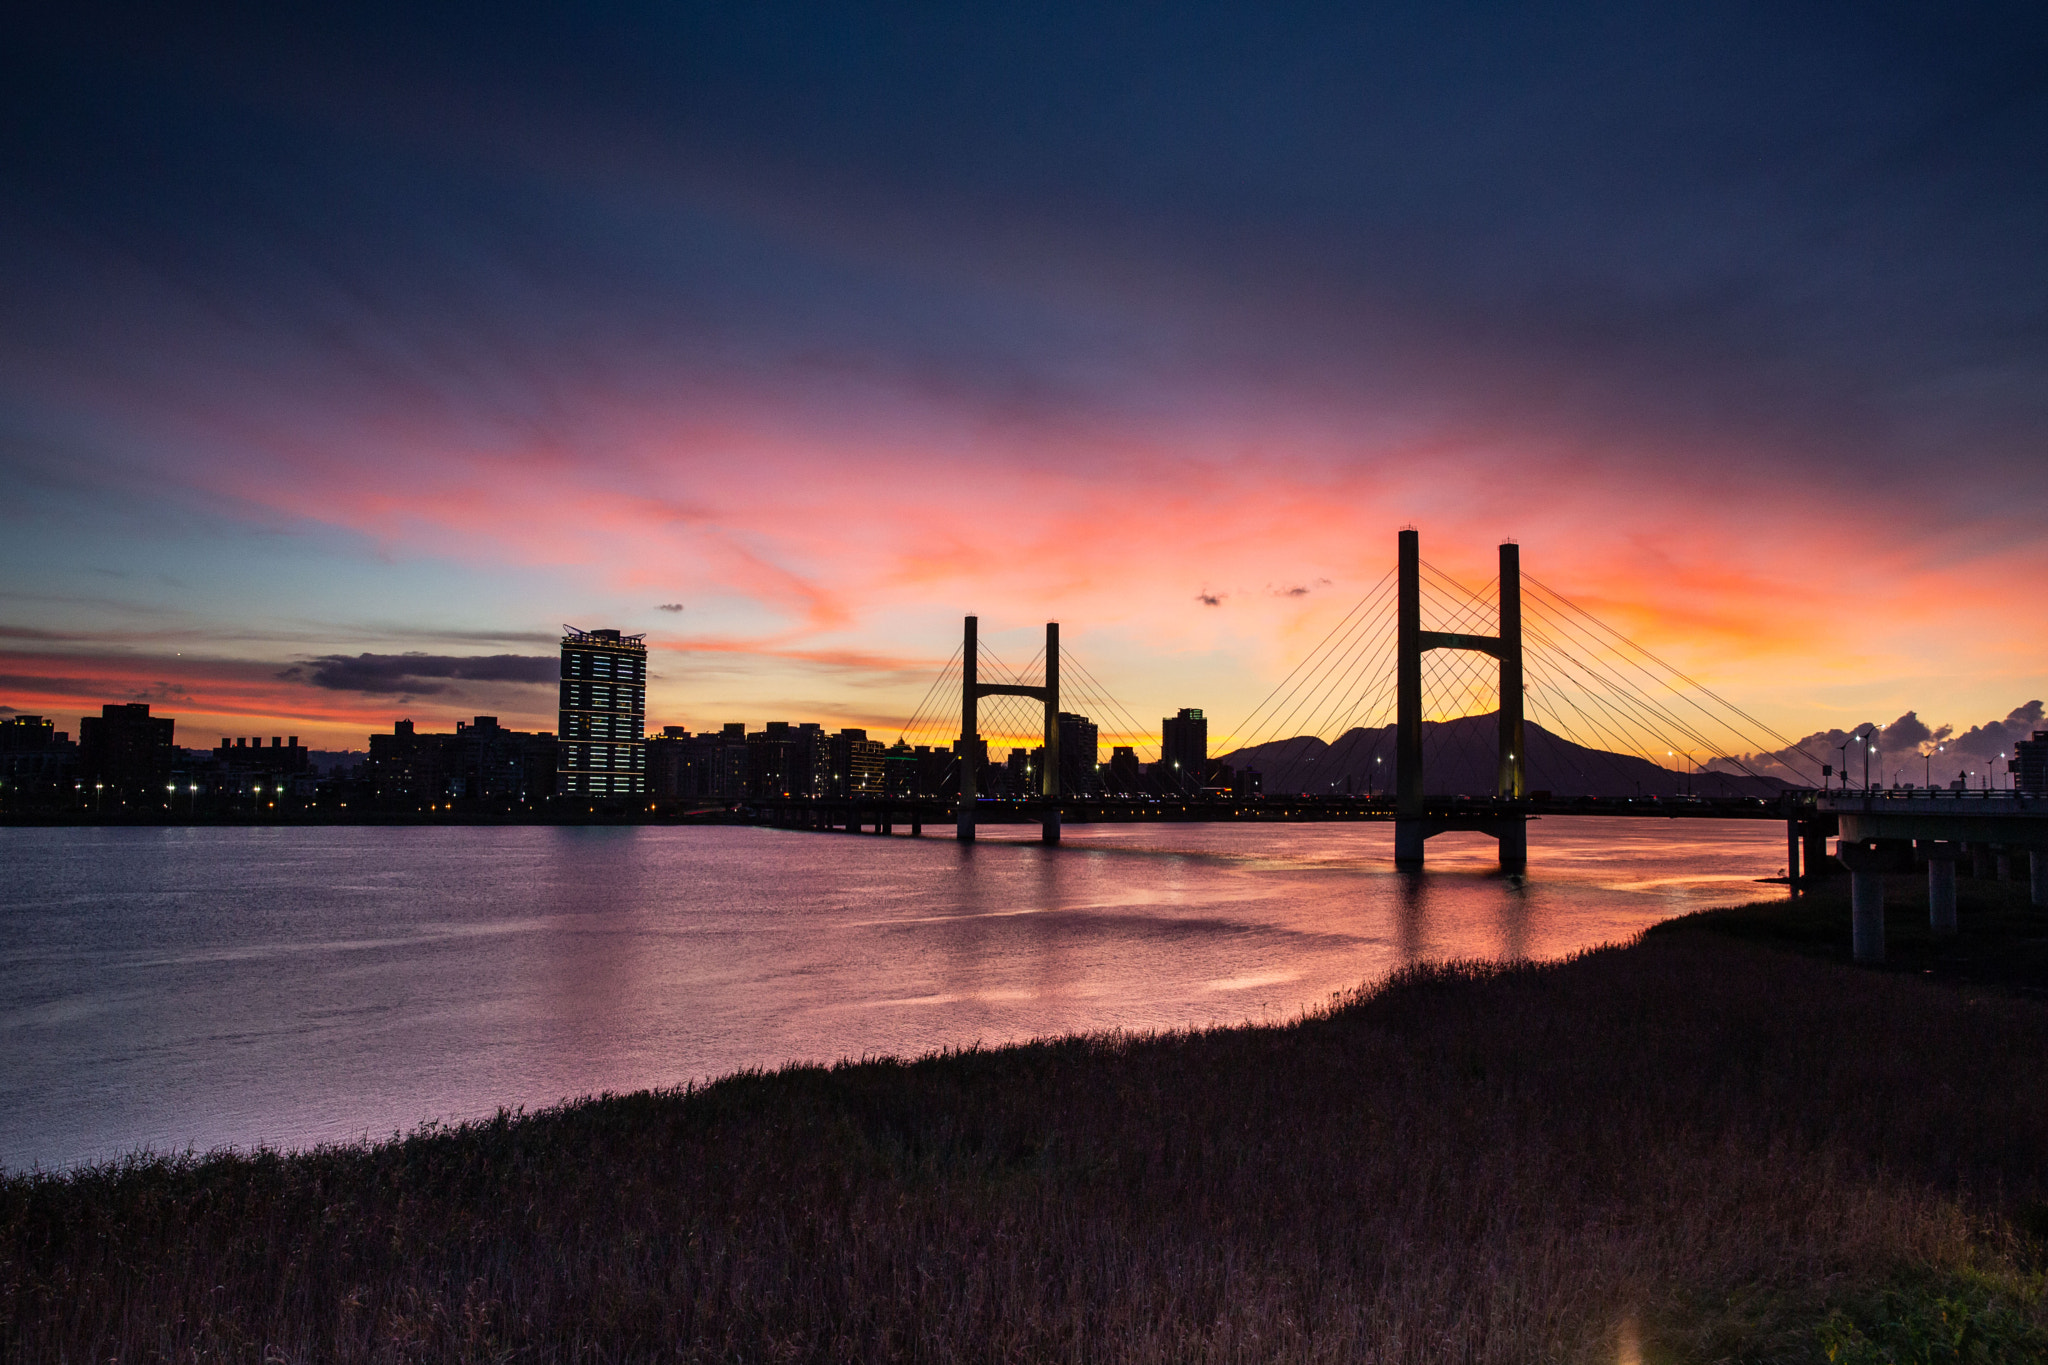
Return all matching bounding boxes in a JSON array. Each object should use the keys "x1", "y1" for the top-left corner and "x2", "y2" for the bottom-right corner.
[
  {"x1": 3, "y1": 1, "x2": 2046, "y2": 497},
  {"x1": 280, "y1": 652, "x2": 555, "y2": 695}
]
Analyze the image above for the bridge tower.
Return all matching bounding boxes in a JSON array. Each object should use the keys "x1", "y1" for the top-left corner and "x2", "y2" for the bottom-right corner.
[
  {"x1": 957, "y1": 617, "x2": 1062, "y2": 845},
  {"x1": 1394, "y1": 529, "x2": 1527, "y2": 871}
]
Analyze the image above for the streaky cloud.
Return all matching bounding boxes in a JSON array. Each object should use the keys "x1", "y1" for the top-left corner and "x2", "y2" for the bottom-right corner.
[{"x1": 287, "y1": 652, "x2": 557, "y2": 695}]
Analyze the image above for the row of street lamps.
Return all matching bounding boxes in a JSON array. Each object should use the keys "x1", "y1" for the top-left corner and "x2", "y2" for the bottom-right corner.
[{"x1": 1826, "y1": 730, "x2": 2011, "y2": 792}]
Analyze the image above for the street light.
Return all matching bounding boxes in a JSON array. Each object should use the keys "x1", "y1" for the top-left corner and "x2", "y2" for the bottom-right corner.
[{"x1": 1835, "y1": 729, "x2": 1872, "y2": 792}]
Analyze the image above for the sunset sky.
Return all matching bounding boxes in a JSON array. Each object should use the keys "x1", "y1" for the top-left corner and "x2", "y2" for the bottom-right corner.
[{"x1": 3, "y1": 3, "x2": 2044, "y2": 756}]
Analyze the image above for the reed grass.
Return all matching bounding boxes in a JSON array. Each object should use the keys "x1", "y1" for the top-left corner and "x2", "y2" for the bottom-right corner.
[{"x1": 7, "y1": 884, "x2": 2048, "y2": 1363}]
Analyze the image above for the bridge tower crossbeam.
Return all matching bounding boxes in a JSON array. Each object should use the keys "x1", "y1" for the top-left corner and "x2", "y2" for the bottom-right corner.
[
  {"x1": 957, "y1": 616, "x2": 1061, "y2": 845},
  {"x1": 1395, "y1": 528, "x2": 1527, "y2": 870}
]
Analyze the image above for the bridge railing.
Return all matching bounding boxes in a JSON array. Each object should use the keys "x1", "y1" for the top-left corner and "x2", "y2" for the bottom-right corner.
[{"x1": 1817, "y1": 789, "x2": 2039, "y2": 813}]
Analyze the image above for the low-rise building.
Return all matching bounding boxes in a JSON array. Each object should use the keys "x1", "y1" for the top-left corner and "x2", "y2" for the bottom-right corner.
[
  {"x1": 366, "y1": 717, "x2": 555, "y2": 806},
  {"x1": 827, "y1": 728, "x2": 886, "y2": 797},
  {"x1": 0, "y1": 714, "x2": 77, "y2": 807},
  {"x1": 79, "y1": 703, "x2": 177, "y2": 799}
]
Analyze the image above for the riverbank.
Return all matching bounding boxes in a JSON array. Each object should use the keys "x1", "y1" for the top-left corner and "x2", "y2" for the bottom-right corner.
[{"x1": 7, "y1": 885, "x2": 2048, "y2": 1363}]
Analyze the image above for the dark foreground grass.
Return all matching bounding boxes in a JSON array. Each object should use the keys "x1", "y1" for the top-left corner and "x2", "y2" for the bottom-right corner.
[{"x1": 8, "y1": 897, "x2": 2048, "y2": 1364}]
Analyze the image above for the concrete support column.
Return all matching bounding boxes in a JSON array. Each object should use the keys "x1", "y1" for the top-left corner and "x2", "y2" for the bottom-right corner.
[
  {"x1": 1971, "y1": 845, "x2": 1993, "y2": 879},
  {"x1": 1803, "y1": 824, "x2": 1832, "y2": 881},
  {"x1": 1787, "y1": 819, "x2": 1802, "y2": 892},
  {"x1": 1042, "y1": 621, "x2": 1061, "y2": 846},
  {"x1": 1995, "y1": 849, "x2": 2013, "y2": 881},
  {"x1": 1836, "y1": 839, "x2": 1890, "y2": 963},
  {"x1": 957, "y1": 615, "x2": 978, "y2": 843},
  {"x1": 910, "y1": 809, "x2": 922, "y2": 837},
  {"x1": 1395, "y1": 528, "x2": 1424, "y2": 869},
  {"x1": 1922, "y1": 841, "x2": 1959, "y2": 938},
  {"x1": 1496, "y1": 541, "x2": 1524, "y2": 801},
  {"x1": 1496, "y1": 818, "x2": 1527, "y2": 872},
  {"x1": 2031, "y1": 850, "x2": 2047, "y2": 909}
]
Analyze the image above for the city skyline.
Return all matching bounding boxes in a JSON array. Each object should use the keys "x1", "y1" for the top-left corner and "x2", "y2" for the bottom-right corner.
[{"x1": 3, "y1": 5, "x2": 2045, "y2": 751}]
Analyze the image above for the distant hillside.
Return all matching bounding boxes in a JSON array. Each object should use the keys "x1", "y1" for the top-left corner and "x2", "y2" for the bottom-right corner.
[{"x1": 1217, "y1": 713, "x2": 1793, "y2": 800}]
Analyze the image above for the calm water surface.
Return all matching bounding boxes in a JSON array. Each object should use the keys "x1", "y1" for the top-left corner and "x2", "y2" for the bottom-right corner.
[{"x1": 1, "y1": 818, "x2": 1786, "y2": 1170}]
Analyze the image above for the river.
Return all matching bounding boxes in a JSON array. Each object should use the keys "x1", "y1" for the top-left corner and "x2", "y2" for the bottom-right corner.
[{"x1": 0, "y1": 817, "x2": 1787, "y2": 1170}]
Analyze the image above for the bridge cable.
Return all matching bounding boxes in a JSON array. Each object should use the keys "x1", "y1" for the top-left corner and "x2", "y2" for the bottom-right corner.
[
  {"x1": 1221, "y1": 568, "x2": 1395, "y2": 760},
  {"x1": 1523, "y1": 573, "x2": 1831, "y2": 775},
  {"x1": 1226, "y1": 573, "x2": 1397, "y2": 779},
  {"x1": 1255, "y1": 587, "x2": 1400, "y2": 789},
  {"x1": 895, "y1": 642, "x2": 964, "y2": 747}
]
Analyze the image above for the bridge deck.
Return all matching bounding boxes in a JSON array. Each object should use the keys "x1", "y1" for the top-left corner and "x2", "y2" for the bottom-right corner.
[{"x1": 745, "y1": 794, "x2": 1807, "y2": 823}]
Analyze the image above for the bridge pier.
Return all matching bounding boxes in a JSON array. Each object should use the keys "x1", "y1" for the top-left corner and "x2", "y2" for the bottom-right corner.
[
  {"x1": 1042, "y1": 629, "x2": 1061, "y2": 845},
  {"x1": 1496, "y1": 817, "x2": 1527, "y2": 872},
  {"x1": 1922, "y1": 840, "x2": 1959, "y2": 937},
  {"x1": 958, "y1": 615, "x2": 979, "y2": 843},
  {"x1": 1804, "y1": 822, "x2": 1833, "y2": 882},
  {"x1": 957, "y1": 613, "x2": 1062, "y2": 846},
  {"x1": 1394, "y1": 530, "x2": 1525, "y2": 870},
  {"x1": 1823, "y1": 790, "x2": 2048, "y2": 956},
  {"x1": 1836, "y1": 838, "x2": 1891, "y2": 963}
]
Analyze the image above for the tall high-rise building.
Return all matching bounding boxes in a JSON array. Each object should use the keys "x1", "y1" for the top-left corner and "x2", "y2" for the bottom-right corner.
[
  {"x1": 557, "y1": 627, "x2": 648, "y2": 796},
  {"x1": 1057, "y1": 711, "x2": 1098, "y2": 795},
  {"x1": 1161, "y1": 707, "x2": 1207, "y2": 792}
]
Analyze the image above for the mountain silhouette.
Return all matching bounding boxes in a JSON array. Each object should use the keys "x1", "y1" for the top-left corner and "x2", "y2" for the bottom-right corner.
[{"x1": 1217, "y1": 712, "x2": 1791, "y2": 799}]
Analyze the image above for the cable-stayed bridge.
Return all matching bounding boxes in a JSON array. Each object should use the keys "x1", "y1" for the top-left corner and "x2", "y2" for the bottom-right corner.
[
  {"x1": 870, "y1": 530, "x2": 1831, "y2": 857},
  {"x1": 747, "y1": 530, "x2": 2046, "y2": 947}
]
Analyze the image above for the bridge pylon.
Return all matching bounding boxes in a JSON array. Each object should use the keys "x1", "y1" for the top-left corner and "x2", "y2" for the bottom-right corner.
[
  {"x1": 957, "y1": 616, "x2": 1061, "y2": 845},
  {"x1": 1394, "y1": 529, "x2": 1527, "y2": 871}
]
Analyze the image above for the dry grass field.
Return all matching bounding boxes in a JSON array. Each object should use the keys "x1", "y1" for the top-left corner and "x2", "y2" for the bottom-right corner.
[{"x1": 6, "y1": 874, "x2": 2048, "y2": 1363}]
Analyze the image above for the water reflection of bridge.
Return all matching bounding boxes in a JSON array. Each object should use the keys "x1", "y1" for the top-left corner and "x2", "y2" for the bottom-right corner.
[{"x1": 749, "y1": 792, "x2": 1799, "y2": 831}]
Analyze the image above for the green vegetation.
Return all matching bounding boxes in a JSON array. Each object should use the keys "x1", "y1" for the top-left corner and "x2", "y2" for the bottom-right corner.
[{"x1": 7, "y1": 880, "x2": 2048, "y2": 1362}]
